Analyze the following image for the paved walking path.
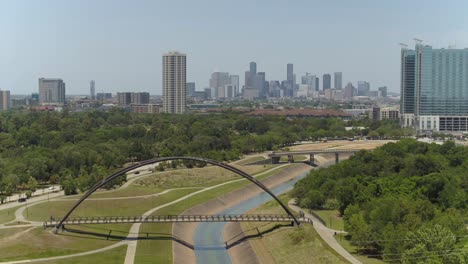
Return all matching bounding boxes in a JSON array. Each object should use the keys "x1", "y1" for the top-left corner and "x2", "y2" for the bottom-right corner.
[
  {"x1": 288, "y1": 200, "x2": 361, "y2": 264},
  {"x1": 123, "y1": 164, "x2": 290, "y2": 264}
]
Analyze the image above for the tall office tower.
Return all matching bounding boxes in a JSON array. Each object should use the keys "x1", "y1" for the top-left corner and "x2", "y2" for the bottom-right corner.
[
  {"x1": 250, "y1": 62, "x2": 257, "y2": 74},
  {"x1": 131, "y1": 92, "x2": 150, "y2": 104},
  {"x1": 334, "y1": 72, "x2": 342, "y2": 89},
  {"x1": 301, "y1": 73, "x2": 317, "y2": 92},
  {"x1": 269, "y1": 81, "x2": 281, "y2": 98},
  {"x1": 401, "y1": 43, "x2": 468, "y2": 132},
  {"x1": 243, "y1": 62, "x2": 263, "y2": 99},
  {"x1": 162, "y1": 51, "x2": 186, "y2": 114},
  {"x1": 344, "y1": 82, "x2": 354, "y2": 100},
  {"x1": 229, "y1": 75, "x2": 239, "y2": 97},
  {"x1": 38, "y1": 78, "x2": 66, "y2": 105},
  {"x1": 210, "y1": 72, "x2": 230, "y2": 98},
  {"x1": 0, "y1": 90, "x2": 11, "y2": 111},
  {"x1": 287, "y1": 63, "x2": 294, "y2": 83},
  {"x1": 117, "y1": 92, "x2": 132, "y2": 105},
  {"x1": 315, "y1": 77, "x2": 319, "y2": 91},
  {"x1": 400, "y1": 47, "x2": 416, "y2": 127},
  {"x1": 225, "y1": 85, "x2": 234, "y2": 98},
  {"x1": 204, "y1": 88, "x2": 212, "y2": 99},
  {"x1": 186, "y1": 82, "x2": 196, "y2": 97},
  {"x1": 323, "y1": 74, "x2": 331, "y2": 90},
  {"x1": 378, "y1": 86, "x2": 388, "y2": 97},
  {"x1": 90, "y1": 80, "x2": 95, "y2": 100},
  {"x1": 357, "y1": 81, "x2": 370, "y2": 96},
  {"x1": 256, "y1": 72, "x2": 267, "y2": 97}
]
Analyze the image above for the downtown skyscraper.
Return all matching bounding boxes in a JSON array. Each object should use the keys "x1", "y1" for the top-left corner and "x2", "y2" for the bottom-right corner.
[
  {"x1": 401, "y1": 43, "x2": 468, "y2": 132},
  {"x1": 162, "y1": 51, "x2": 186, "y2": 114},
  {"x1": 334, "y1": 72, "x2": 342, "y2": 89}
]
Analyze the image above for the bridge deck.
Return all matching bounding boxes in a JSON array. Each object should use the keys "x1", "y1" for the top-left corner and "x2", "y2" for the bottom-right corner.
[
  {"x1": 43, "y1": 214, "x2": 311, "y2": 228},
  {"x1": 268, "y1": 149, "x2": 360, "y2": 157}
]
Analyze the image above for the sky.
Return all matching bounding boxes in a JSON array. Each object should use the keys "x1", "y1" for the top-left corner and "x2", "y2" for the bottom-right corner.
[{"x1": 1, "y1": 0, "x2": 468, "y2": 95}]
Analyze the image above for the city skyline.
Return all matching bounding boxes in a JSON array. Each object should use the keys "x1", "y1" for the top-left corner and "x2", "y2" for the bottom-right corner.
[{"x1": 2, "y1": 1, "x2": 468, "y2": 95}]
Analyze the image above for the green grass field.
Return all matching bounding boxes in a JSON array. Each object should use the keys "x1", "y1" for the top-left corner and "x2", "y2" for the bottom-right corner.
[
  {"x1": 134, "y1": 165, "x2": 295, "y2": 263},
  {"x1": 335, "y1": 234, "x2": 384, "y2": 264},
  {"x1": 33, "y1": 245, "x2": 127, "y2": 264},
  {"x1": 312, "y1": 210, "x2": 344, "y2": 230},
  {"x1": 239, "y1": 194, "x2": 350, "y2": 264},
  {"x1": 0, "y1": 205, "x2": 20, "y2": 224},
  {"x1": 1, "y1": 162, "x2": 293, "y2": 263}
]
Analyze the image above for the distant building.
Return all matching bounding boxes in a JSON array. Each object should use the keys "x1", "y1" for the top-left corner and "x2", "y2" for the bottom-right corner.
[
  {"x1": 0, "y1": 90, "x2": 11, "y2": 111},
  {"x1": 371, "y1": 107, "x2": 381, "y2": 121},
  {"x1": 334, "y1": 72, "x2": 342, "y2": 89},
  {"x1": 90, "y1": 80, "x2": 95, "y2": 100},
  {"x1": 204, "y1": 88, "x2": 212, "y2": 99},
  {"x1": 210, "y1": 72, "x2": 230, "y2": 98},
  {"x1": 96, "y1": 93, "x2": 112, "y2": 101},
  {"x1": 323, "y1": 74, "x2": 331, "y2": 90},
  {"x1": 38, "y1": 78, "x2": 66, "y2": 105},
  {"x1": 131, "y1": 104, "x2": 160, "y2": 114},
  {"x1": 401, "y1": 43, "x2": 468, "y2": 132},
  {"x1": 186, "y1": 82, "x2": 196, "y2": 97},
  {"x1": 357, "y1": 81, "x2": 370, "y2": 96},
  {"x1": 117, "y1": 92, "x2": 132, "y2": 105},
  {"x1": 131, "y1": 92, "x2": 150, "y2": 104},
  {"x1": 378, "y1": 86, "x2": 387, "y2": 97},
  {"x1": 380, "y1": 107, "x2": 399, "y2": 121},
  {"x1": 344, "y1": 82, "x2": 354, "y2": 100},
  {"x1": 162, "y1": 51, "x2": 186, "y2": 114},
  {"x1": 269, "y1": 81, "x2": 281, "y2": 98},
  {"x1": 229, "y1": 75, "x2": 239, "y2": 97},
  {"x1": 193, "y1": 91, "x2": 207, "y2": 100}
]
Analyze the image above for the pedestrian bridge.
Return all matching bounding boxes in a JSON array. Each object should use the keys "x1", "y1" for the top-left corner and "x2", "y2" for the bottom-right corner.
[
  {"x1": 268, "y1": 149, "x2": 360, "y2": 164},
  {"x1": 43, "y1": 214, "x2": 312, "y2": 228}
]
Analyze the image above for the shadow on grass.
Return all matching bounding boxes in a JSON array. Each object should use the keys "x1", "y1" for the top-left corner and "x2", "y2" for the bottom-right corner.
[
  {"x1": 58, "y1": 226, "x2": 194, "y2": 250},
  {"x1": 225, "y1": 222, "x2": 293, "y2": 250}
]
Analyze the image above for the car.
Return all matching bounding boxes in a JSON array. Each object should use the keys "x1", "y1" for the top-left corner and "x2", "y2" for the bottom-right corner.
[
  {"x1": 134, "y1": 171, "x2": 140, "y2": 174},
  {"x1": 18, "y1": 198, "x2": 26, "y2": 203}
]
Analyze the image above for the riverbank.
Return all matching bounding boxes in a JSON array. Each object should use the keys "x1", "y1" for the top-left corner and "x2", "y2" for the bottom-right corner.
[{"x1": 172, "y1": 164, "x2": 312, "y2": 264}]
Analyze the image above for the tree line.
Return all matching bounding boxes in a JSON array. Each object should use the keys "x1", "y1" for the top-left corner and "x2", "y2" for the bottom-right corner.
[
  {"x1": 293, "y1": 139, "x2": 468, "y2": 263},
  {"x1": 0, "y1": 109, "x2": 409, "y2": 199}
]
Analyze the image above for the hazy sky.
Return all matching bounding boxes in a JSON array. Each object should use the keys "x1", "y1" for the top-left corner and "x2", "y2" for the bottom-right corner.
[{"x1": 1, "y1": 0, "x2": 468, "y2": 95}]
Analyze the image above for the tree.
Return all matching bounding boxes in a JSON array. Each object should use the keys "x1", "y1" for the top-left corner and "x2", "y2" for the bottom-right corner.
[{"x1": 27, "y1": 176, "x2": 38, "y2": 192}]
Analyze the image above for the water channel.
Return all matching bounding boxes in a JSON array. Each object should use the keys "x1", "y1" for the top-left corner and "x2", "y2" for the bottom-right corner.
[{"x1": 193, "y1": 168, "x2": 312, "y2": 264}]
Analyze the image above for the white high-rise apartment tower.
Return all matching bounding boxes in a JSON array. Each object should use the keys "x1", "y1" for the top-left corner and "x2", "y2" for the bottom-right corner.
[{"x1": 162, "y1": 51, "x2": 186, "y2": 113}]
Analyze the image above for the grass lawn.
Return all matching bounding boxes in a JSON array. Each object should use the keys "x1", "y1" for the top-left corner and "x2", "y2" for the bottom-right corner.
[
  {"x1": 335, "y1": 234, "x2": 384, "y2": 264},
  {"x1": 235, "y1": 156, "x2": 267, "y2": 165},
  {"x1": 0, "y1": 226, "x2": 128, "y2": 261},
  {"x1": 312, "y1": 210, "x2": 344, "y2": 230},
  {"x1": 0, "y1": 205, "x2": 21, "y2": 224},
  {"x1": 33, "y1": 245, "x2": 127, "y2": 264},
  {"x1": 3, "y1": 164, "x2": 291, "y2": 262},
  {"x1": 25, "y1": 188, "x2": 197, "y2": 222},
  {"x1": 134, "y1": 165, "x2": 295, "y2": 264},
  {"x1": 239, "y1": 194, "x2": 349, "y2": 264},
  {"x1": 0, "y1": 226, "x2": 32, "y2": 239}
]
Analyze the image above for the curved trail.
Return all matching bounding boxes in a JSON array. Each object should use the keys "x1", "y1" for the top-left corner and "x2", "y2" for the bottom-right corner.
[
  {"x1": 288, "y1": 201, "x2": 361, "y2": 264},
  {"x1": 0, "y1": 156, "x2": 283, "y2": 263},
  {"x1": 123, "y1": 164, "x2": 290, "y2": 264}
]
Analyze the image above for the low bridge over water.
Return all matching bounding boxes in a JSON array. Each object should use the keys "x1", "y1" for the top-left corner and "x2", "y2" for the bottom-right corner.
[{"x1": 268, "y1": 149, "x2": 360, "y2": 164}]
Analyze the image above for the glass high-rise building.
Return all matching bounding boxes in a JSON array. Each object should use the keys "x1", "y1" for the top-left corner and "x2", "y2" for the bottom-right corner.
[
  {"x1": 334, "y1": 72, "x2": 342, "y2": 89},
  {"x1": 401, "y1": 44, "x2": 468, "y2": 132},
  {"x1": 162, "y1": 51, "x2": 186, "y2": 114},
  {"x1": 38, "y1": 78, "x2": 66, "y2": 105},
  {"x1": 322, "y1": 74, "x2": 331, "y2": 90}
]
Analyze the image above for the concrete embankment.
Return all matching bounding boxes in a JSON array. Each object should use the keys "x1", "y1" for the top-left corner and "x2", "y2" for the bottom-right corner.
[{"x1": 172, "y1": 164, "x2": 312, "y2": 264}]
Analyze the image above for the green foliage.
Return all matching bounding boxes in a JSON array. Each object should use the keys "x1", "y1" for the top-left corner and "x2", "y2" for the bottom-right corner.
[{"x1": 293, "y1": 139, "x2": 468, "y2": 259}]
